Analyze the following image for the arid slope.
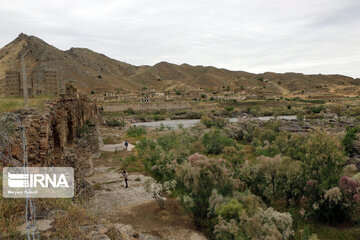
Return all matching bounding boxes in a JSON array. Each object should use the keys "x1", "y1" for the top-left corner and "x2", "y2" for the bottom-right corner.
[{"x1": 0, "y1": 33, "x2": 359, "y2": 96}]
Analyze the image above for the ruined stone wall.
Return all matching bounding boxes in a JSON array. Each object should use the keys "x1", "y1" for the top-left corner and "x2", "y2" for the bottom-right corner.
[
  {"x1": 31, "y1": 71, "x2": 59, "y2": 96},
  {"x1": 103, "y1": 101, "x2": 191, "y2": 112},
  {"x1": 1, "y1": 97, "x2": 99, "y2": 197},
  {"x1": 5, "y1": 71, "x2": 21, "y2": 96},
  {"x1": 22, "y1": 97, "x2": 98, "y2": 165},
  {"x1": 4, "y1": 70, "x2": 59, "y2": 97}
]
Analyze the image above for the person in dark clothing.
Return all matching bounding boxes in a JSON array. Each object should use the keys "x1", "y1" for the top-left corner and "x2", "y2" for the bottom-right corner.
[
  {"x1": 124, "y1": 141, "x2": 129, "y2": 150},
  {"x1": 123, "y1": 170, "x2": 128, "y2": 188}
]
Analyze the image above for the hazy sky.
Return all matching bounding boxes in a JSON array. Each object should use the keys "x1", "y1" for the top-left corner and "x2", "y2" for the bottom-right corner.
[{"x1": 0, "y1": 0, "x2": 359, "y2": 77}]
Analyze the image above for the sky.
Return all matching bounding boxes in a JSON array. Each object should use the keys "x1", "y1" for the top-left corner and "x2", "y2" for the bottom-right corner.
[{"x1": 0, "y1": 0, "x2": 359, "y2": 78}]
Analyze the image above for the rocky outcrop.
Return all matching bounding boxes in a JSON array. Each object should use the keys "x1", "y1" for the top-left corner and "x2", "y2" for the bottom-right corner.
[
  {"x1": 3, "y1": 96, "x2": 99, "y2": 197},
  {"x1": 21, "y1": 96, "x2": 98, "y2": 165}
]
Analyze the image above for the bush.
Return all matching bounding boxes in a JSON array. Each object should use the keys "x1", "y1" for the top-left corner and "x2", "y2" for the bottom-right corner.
[
  {"x1": 202, "y1": 129, "x2": 235, "y2": 154},
  {"x1": 200, "y1": 116, "x2": 229, "y2": 129},
  {"x1": 175, "y1": 155, "x2": 240, "y2": 227},
  {"x1": 310, "y1": 105, "x2": 325, "y2": 114},
  {"x1": 302, "y1": 131, "x2": 346, "y2": 222},
  {"x1": 127, "y1": 126, "x2": 147, "y2": 137},
  {"x1": 152, "y1": 114, "x2": 165, "y2": 121},
  {"x1": 185, "y1": 111, "x2": 202, "y2": 119},
  {"x1": 124, "y1": 108, "x2": 135, "y2": 115},
  {"x1": 224, "y1": 106, "x2": 234, "y2": 112},
  {"x1": 225, "y1": 120, "x2": 256, "y2": 142},
  {"x1": 106, "y1": 118, "x2": 125, "y2": 127},
  {"x1": 76, "y1": 123, "x2": 92, "y2": 137},
  {"x1": 200, "y1": 116, "x2": 213, "y2": 128},
  {"x1": 342, "y1": 126, "x2": 359, "y2": 156},
  {"x1": 212, "y1": 191, "x2": 294, "y2": 240}
]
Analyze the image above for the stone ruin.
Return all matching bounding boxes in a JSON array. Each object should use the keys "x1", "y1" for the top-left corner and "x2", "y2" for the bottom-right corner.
[
  {"x1": 64, "y1": 81, "x2": 78, "y2": 98},
  {"x1": 1, "y1": 96, "x2": 99, "y2": 198},
  {"x1": 4, "y1": 70, "x2": 59, "y2": 97}
]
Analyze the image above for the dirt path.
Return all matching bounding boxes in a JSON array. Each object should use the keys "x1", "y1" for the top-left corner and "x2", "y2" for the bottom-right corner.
[
  {"x1": 86, "y1": 165, "x2": 207, "y2": 240},
  {"x1": 86, "y1": 167, "x2": 153, "y2": 215}
]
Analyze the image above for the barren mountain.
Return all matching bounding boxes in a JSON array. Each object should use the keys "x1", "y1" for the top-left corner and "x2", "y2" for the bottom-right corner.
[{"x1": 0, "y1": 33, "x2": 359, "y2": 96}]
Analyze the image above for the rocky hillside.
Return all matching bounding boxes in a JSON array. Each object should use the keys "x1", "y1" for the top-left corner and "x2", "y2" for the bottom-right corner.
[{"x1": 0, "y1": 33, "x2": 359, "y2": 96}]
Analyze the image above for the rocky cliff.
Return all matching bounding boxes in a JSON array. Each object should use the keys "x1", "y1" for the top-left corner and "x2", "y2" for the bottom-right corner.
[{"x1": 1, "y1": 96, "x2": 99, "y2": 197}]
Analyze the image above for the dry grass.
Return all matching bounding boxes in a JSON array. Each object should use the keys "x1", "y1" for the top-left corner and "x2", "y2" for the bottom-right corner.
[
  {"x1": 0, "y1": 171, "x2": 96, "y2": 239},
  {"x1": 50, "y1": 204, "x2": 97, "y2": 239},
  {"x1": 0, "y1": 173, "x2": 24, "y2": 238},
  {"x1": 103, "y1": 136, "x2": 122, "y2": 145},
  {"x1": 0, "y1": 96, "x2": 55, "y2": 114}
]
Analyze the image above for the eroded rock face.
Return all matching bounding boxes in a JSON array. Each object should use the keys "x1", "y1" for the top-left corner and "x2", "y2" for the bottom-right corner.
[
  {"x1": 62, "y1": 148, "x2": 94, "y2": 198},
  {"x1": 21, "y1": 97, "x2": 98, "y2": 165},
  {"x1": 4, "y1": 96, "x2": 99, "y2": 198}
]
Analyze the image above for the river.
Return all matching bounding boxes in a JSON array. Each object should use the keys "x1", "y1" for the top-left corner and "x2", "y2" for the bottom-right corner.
[{"x1": 132, "y1": 115, "x2": 297, "y2": 129}]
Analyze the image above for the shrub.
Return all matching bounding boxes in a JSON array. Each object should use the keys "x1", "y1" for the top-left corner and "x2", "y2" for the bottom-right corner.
[
  {"x1": 126, "y1": 126, "x2": 147, "y2": 137},
  {"x1": 214, "y1": 117, "x2": 229, "y2": 129},
  {"x1": 145, "y1": 178, "x2": 176, "y2": 209},
  {"x1": 76, "y1": 123, "x2": 92, "y2": 137},
  {"x1": 215, "y1": 199, "x2": 245, "y2": 221},
  {"x1": 224, "y1": 106, "x2": 234, "y2": 112},
  {"x1": 258, "y1": 155, "x2": 283, "y2": 200},
  {"x1": 201, "y1": 116, "x2": 229, "y2": 129},
  {"x1": 225, "y1": 120, "x2": 256, "y2": 142},
  {"x1": 296, "y1": 112, "x2": 305, "y2": 121},
  {"x1": 214, "y1": 204, "x2": 294, "y2": 240},
  {"x1": 106, "y1": 118, "x2": 124, "y2": 127},
  {"x1": 124, "y1": 108, "x2": 135, "y2": 115},
  {"x1": 342, "y1": 126, "x2": 359, "y2": 156},
  {"x1": 200, "y1": 116, "x2": 213, "y2": 128},
  {"x1": 185, "y1": 111, "x2": 202, "y2": 119},
  {"x1": 157, "y1": 132, "x2": 180, "y2": 151},
  {"x1": 175, "y1": 155, "x2": 240, "y2": 227},
  {"x1": 310, "y1": 105, "x2": 325, "y2": 114},
  {"x1": 222, "y1": 146, "x2": 245, "y2": 169},
  {"x1": 152, "y1": 114, "x2": 165, "y2": 121},
  {"x1": 276, "y1": 158, "x2": 305, "y2": 206},
  {"x1": 302, "y1": 131, "x2": 345, "y2": 188},
  {"x1": 302, "y1": 131, "x2": 346, "y2": 222},
  {"x1": 202, "y1": 129, "x2": 235, "y2": 154}
]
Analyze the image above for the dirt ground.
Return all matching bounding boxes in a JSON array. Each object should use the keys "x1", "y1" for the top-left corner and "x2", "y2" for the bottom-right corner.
[
  {"x1": 113, "y1": 200, "x2": 205, "y2": 240},
  {"x1": 86, "y1": 126, "x2": 208, "y2": 240}
]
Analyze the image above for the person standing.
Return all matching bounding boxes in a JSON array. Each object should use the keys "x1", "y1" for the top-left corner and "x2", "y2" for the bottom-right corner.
[
  {"x1": 124, "y1": 140, "x2": 129, "y2": 150},
  {"x1": 122, "y1": 170, "x2": 128, "y2": 188}
]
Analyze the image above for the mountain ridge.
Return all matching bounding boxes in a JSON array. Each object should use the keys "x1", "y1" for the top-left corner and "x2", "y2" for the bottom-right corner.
[{"x1": 0, "y1": 33, "x2": 359, "y2": 97}]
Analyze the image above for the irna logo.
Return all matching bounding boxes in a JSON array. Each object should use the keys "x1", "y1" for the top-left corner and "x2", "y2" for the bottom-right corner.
[
  {"x1": 8, "y1": 173, "x2": 69, "y2": 188},
  {"x1": 3, "y1": 167, "x2": 74, "y2": 198}
]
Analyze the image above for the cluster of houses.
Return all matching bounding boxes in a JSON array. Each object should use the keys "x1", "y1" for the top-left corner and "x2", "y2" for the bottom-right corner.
[{"x1": 96, "y1": 87, "x2": 255, "y2": 104}]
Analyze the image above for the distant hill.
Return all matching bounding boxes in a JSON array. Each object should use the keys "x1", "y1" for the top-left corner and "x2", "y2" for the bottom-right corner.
[{"x1": 0, "y1": 33, "x2": 359, "y2": 97}]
